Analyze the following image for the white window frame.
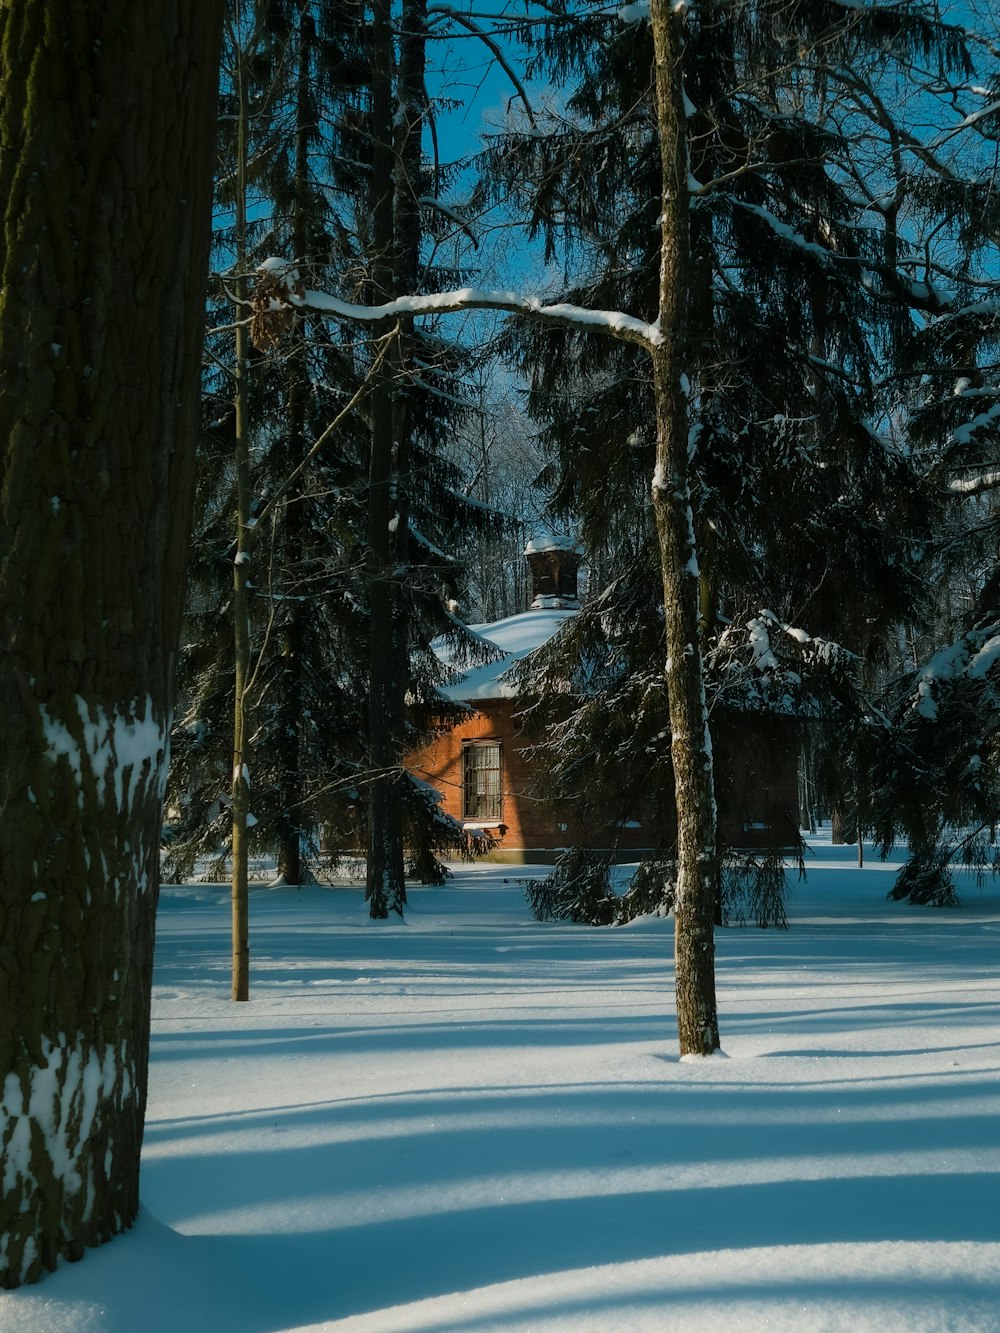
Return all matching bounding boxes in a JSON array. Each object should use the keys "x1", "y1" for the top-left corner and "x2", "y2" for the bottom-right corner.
[{"x1": 462, "y1": 739, "x2": 503, "y2": 821}]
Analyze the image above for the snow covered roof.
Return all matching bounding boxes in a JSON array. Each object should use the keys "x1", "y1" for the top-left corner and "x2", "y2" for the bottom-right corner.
[
  {"x1": 438, "y1": 608, "x2": 578, "y2": 702},
  {"x1": 523, "y1": 534, "x2": 583, "y2": 556}
]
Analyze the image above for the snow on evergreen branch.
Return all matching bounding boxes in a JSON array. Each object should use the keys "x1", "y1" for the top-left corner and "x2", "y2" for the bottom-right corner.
[{"x1": 910, "y1": 624, "x2": 1000, "y2": 721}]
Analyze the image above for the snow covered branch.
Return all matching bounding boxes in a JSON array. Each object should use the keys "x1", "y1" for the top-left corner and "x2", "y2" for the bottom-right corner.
[
  {"x1": 253, "y1": 258, "x2": 662, "y2": 351},
  {"x1": 948, "y1": 466, "x2": 1000, "y2": 497},
  {"x1": 949, "y1": 401, "x2": 1000, "y2": 449},
  {"x1": 418, "y1": 195, "x2": 480, "y2": 247}
]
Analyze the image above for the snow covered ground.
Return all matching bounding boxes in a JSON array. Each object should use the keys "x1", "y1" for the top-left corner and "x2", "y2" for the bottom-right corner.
[{"x1": 4, "y1": 834, "x2": 1000, "y2": 1332}]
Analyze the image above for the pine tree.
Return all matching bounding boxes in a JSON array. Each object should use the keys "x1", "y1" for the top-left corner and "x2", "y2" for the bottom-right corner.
[
  {"x1": 474, "y1": 0, "x2": 986, "y2": 933},
  {"x1": 169, "y1": 0, "x2": 497, "y2": 931},
  {"x1": 339, "y1": 0, "x2": 504, "y2": 913},
  {"x1": 167, "y1": 1, "x2": 375, "y2": 912},
  {"x1": 863, "y1": 98, "x2": 1000, "y2": 903}
]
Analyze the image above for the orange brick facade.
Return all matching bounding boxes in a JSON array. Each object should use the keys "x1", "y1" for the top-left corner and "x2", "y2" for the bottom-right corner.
[
  {"x1": 406, "y1": 701, "x2": 601, "y2": 862},
  {"x1": 406, "y1": 701, "x2": 800, "y2": 864}
]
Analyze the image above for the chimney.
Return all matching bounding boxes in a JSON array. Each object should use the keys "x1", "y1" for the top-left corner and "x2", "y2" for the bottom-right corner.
[{"x1": 524, "y1": 535, "x2": 582, "y2": 610}]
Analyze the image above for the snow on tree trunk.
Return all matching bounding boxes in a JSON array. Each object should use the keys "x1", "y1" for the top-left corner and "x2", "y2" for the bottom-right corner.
[
  {"x1": 649, "y1": 0, "x2": 721, "y2": 1057},
  {"x1": 0, "y1": 1, "x2": 221, "y2": 1286}
]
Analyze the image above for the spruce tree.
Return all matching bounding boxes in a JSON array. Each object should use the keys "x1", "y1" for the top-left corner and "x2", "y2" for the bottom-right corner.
[
  {"x1": 476, "y1": 0, "x2": 986, "y2": 931},
  {"x1": 167, "y1": 1, "x2": 375, "y2": 906},
  {"x1": 361, "y1": 0, "x2": 508, "y2": 913},
  {"x1": 863, "y1": 111, "x2": 1000, "y2": 903},
  {"x1": 169, "y1": 0, "x2": 496, "y2": 928},
  {"x1": 262, "y1": 0, "x2": 995, "y2": 1050}
]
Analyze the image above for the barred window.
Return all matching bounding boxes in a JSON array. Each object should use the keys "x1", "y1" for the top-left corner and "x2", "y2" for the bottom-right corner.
[{"x1": 462, "y1": 740, "x2": 503, "y2": 821}]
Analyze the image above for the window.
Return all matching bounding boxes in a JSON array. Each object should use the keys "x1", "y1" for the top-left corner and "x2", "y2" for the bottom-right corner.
[{"x1": 462, "y1": 740, "x2": 503, "y2": 821}]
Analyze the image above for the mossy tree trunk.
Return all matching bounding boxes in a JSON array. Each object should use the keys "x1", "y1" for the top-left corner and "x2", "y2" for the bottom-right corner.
[
  {"x1": 0, "y1": 0, "x2": 221, "y2": 1287},
  {"x1": 649, "y1": 0, "x2": 720, "y2": 1056}
]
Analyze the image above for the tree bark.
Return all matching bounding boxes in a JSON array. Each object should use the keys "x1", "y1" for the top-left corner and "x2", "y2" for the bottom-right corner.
[
  {"x1": 831, "y1": 801, "x2": 856, "y2": 846},
  {"x1": 231, "y1": 28, "x2": 254, "y2": 1002},
  {"x1": 365, "y1": 0, "x2": 408, "y2": 917},
  {"x1": 0, "y1": 0, "x2": 221, "y2": 1286},
  {"x1": 650, "y1": 0, "x2": 721, "y2": 1056}
]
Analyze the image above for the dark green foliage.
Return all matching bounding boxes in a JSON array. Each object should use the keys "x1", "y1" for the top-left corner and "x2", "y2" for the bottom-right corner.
[
  {"x1": 887, "y1": 851, "x2": 959, "y2": 908},
  {"x1": 858, "y1": 77, "x2": 1000, "y2": 903},
  {"x1": 167, "y1": 0, "x2": 498, "y2": 888},
  {"x1": 720, "y1": 847, "x2": 797, "y2": 930},
  {"x1": 523, "y1": 849, "x2": 619, "y2": 925},
  {"x1": 524, "y1": 846, "x2": 795, "y2": 928},
  {"x1": 523, "y1": 850, "x2": 675, "y2": 926},
  {"x1": 478, "y1": 0, "x2": 993, "y2": 918},
  {"x1": 486, "y1": 0, "x2": 942, "y2": 661},
  {"x1": 864, "y1": 581, "x2": 1000, "y2": 906}
]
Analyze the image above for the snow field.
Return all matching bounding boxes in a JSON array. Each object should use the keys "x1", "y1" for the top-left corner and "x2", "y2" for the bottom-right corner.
[{"x1": 3, "y1": 837, "x2": 999, "y2": 1331}]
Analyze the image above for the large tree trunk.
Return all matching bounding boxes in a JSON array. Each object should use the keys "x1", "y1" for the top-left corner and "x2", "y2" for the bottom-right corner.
[
  {"x1": 831, "y1": 800, "x2": 856, "y2": 846},
  {"x1": 0, "y1": 0, "x2": 221, "y2": 1287},
  {"x1": 650, "y1": 0, "x2": 721, "y2": 1056}
]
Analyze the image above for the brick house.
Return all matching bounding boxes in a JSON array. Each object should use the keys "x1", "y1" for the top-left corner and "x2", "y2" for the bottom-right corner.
[{"x1": 405, "y1": 540, "x2": 800, "y2": 864}]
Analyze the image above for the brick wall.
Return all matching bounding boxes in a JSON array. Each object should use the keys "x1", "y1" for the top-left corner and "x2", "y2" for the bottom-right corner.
[
  {"x1": 406, "y1": 702, "x2": 800, "y2": 863},
  {"x1": 714, "y1": 713, "x2": 801, "y2": 849},
  {"x1": 409, "y1": 700, "x2": 664, "y2": 862}
]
